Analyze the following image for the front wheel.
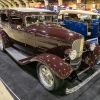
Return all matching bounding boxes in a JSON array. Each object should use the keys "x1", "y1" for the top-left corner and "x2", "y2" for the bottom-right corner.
[
  {"x1": 37, "y1": 63, "x2": 64, "y2": 91},
  {"x1": 94, "y1": 56, "x2": 100, "y2": 65}
]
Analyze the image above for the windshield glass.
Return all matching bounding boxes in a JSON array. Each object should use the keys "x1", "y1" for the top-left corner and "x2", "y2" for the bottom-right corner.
[
  {"x1": 60, "y1": 13, "x2": 100, "y2": 20},
  {"x1": 92, "y1": 15, "x2": 100, "y2": 19},
  {"x1": 26, "y1": 15, "x2": 57, "y2": 26},
  {"x1": 78, "y1": 14, "x2": 91, "y2": 19},
  {"x1": 78, "y1": 14, "x2": 100, "y2": 20}
]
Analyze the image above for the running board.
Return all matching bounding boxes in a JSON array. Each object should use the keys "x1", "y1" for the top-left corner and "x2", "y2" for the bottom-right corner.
[
  {"x1": 5, "y1": 47, "x2": 29, "y2": 61},
  {"x1": 65, "y1": 65, "x2": 100, "y2": 94}
]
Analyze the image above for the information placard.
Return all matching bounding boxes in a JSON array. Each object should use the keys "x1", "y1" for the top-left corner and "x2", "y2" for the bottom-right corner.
[{"x1": 86, "y1": 38, "x2": 98, "y2": 44}]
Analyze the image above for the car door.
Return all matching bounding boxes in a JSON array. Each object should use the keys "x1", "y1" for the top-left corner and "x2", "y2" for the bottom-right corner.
[{"x1": 7, "y1": 15, "x2": 25, "y2": 44}]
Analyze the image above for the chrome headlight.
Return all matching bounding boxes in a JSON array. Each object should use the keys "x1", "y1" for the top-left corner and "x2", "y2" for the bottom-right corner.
[
  {"x1": 69, "y1": 50, "x2": 77, "y2": 60},
  {"x1": 90, "y1": 43, "x2": 96, "y2": 51}
]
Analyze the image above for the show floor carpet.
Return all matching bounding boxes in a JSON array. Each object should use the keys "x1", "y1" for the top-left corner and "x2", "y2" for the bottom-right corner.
[{"x1": 0, "y1": 51, "x2": 100, "y2": 100}]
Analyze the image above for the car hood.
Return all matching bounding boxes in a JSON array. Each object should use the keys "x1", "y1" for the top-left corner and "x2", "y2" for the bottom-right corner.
[{"x1": 25, "y1": 23, "x2": 84, "y2": 43}]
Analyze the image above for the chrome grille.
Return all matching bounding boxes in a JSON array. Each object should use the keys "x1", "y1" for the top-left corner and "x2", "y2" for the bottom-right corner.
[{"x1": 72, "y1": 38, "x2": 84, "y2": 57}]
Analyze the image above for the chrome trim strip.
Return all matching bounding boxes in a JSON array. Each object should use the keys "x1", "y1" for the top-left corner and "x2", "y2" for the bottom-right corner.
[
  {"x1": 66, "y1": 65, "x2": 100, "y2": 94},
  {"x1": 70, "y1": 59, "x2": 81, "y2": 65}
]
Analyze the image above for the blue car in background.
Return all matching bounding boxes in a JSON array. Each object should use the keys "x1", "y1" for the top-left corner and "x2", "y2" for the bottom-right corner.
[{"x1": 58, "y1": 10, "x2": 100, "y2": 44}]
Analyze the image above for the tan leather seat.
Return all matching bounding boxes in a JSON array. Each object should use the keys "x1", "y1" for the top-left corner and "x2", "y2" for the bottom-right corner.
[{"x1": 74, "y1": 17, "x2": 80, "y2": 20}]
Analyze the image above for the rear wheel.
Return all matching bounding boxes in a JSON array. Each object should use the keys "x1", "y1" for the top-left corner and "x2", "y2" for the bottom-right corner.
[
  {"x1": 37, "y1": 63, "x2": 64, "y2": 91},
  {"x1": 0, "y1": 35, "x2": 4, "y2": 51}
]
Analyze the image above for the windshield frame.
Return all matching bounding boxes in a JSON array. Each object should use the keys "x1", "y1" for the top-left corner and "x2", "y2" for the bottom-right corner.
[{"x1": 25, "y1": 15, "x2": 58, "y2": 26}]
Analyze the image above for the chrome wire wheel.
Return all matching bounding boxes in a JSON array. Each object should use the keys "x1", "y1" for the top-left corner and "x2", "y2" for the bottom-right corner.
[
  {"x1": 39, "y1": 65, "x2": 54, "y2": 88},
  {"x1": 0, "y1": 36, "x2": 3, "y2": 51},
  {"x1": 37, "y1": 63, "x2": 64, "y2": 91}
]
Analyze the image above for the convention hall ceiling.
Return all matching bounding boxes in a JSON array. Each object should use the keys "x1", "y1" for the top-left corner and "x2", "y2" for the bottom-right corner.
[
  {"x1": 0, "y1": 0, "x2": 59, "y2": 7},
  {"x1": 0, "y1": 0, "x2": 98, "y2": 8}
]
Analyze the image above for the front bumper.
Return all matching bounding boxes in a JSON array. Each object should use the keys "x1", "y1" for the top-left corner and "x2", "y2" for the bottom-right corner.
[{"x1": 66, "y1": 65, "x2": 100, "y2": 94}]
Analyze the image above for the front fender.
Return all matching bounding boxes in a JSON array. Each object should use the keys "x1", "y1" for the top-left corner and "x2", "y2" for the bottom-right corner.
[
  {"x1": 83, "y1": 43, "x2": 100, "y2": 68},
  {"x1": 30, "y1": 53, "x2": 73, "y2": 79}
]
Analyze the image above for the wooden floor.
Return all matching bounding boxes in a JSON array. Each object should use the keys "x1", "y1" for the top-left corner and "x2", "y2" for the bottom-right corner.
[
  {"x1": 0, "y1": 50, "x2": 100, "y2": 100},
  {"x1": 0, "y1": 81, "x2": 14, "y2": 100}
]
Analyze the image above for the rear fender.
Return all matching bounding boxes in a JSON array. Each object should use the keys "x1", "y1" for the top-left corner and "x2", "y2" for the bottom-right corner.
[
  {"x1": 0, "y1": 30, "x2": 11, "y2": 48},
  {"x1": 30, "y1": 53, "x2": 73, "y2": 79}
]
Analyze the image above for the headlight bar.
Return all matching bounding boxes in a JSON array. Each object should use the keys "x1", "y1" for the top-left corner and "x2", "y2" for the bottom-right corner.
[
  {"x1": 69, "y1": 50, "x2": 77, "y2": 60},
  {"x1": 90, "y1": 42, "x2": 96, "y2": 51}
]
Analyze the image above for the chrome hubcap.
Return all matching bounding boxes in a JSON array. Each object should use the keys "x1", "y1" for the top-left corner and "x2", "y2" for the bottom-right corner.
[{"x1": 39, "y1": 65, "x2": 54, "y2": 88}]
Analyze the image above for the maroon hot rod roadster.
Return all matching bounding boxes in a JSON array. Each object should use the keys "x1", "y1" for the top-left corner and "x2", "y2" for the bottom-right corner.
[{"x1": 0, "y1": 8, "x2": 100, "y2": 94}]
